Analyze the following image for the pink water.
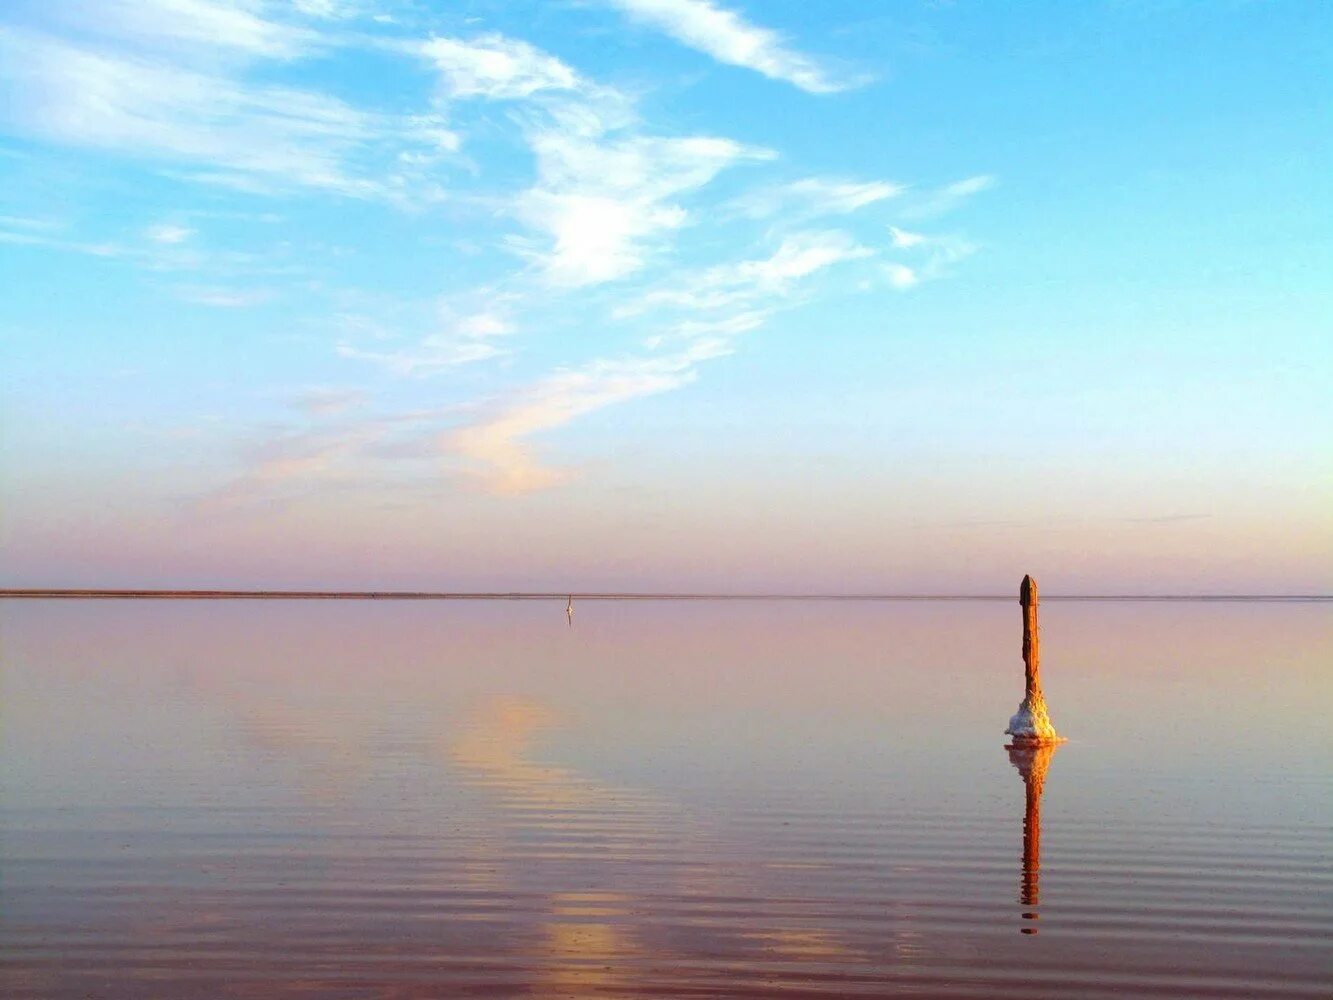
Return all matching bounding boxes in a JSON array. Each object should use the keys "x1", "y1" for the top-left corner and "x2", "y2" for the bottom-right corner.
[{"x1": 2, "y1": 599, "x2": 1329, "y2": 997}]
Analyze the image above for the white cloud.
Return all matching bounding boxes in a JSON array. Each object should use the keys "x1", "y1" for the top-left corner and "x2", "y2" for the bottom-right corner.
[
  {"x1": 607, "y1": 0, "x2": 850, "y2": 93},
  {"x1": 787, "y1": 178, "x2": 901, "y2": 214},
  {"x1": 0, "y1": 27, "x2": 450, "y2": 200},
  {"x1": 455, "y1": 312, "x2": 512, "y2": 338},
  {"x1": 0, "y1": 4, "x2": 992, "y2": 509},
  {"x1": 449, "y1": 339, "x2": 727, "y2": 494},
  {"x1": 293, "y1": 0, "x2": 373, "y2": 19},
  {"x1": 59, "y1": 0, "x2": 314, "y2": 60},
  {"x1": 712, "y1": 231, "x2": 872, "y2": 289},
  {"x1": 338, "y1": 339, "x2": 503, "y2": 374},
  {"x1": 177, "y1": 284, "x2": 275, "y2": 307},
  {"x1": 0, "y1": 227, "x2": 128, "y2": 257},
  {"x1": 515, "y1": 128, "x2": 770, "y2": 286},
  {"x1": 883, "y1": 230, "x2": 977, "y2": 290},
  {"x1": 443, "y1": 230, "x2": 874, "y2": 494},
  {"x1": 632, "y1": 230, "x2": 872, "y2": 312},
  {"x1": 642, "y1": 309, "x2": 767, "y2": 348},
  {"x1": 439, "y1": 230, "x2": 871, "y2": 495},
  {"x1": 736, "y1": 177, "x2": 903, "y2": 219},
  {"x1": 421, "y1": 33, "x2": 580, "y2": 100},
  {"x1": 337, "y1": 309, "x2": 514, "y2": 375},
  {"x1": 903, "y1": 174, "x2": 996, "y2": 218},
  {"x1": 946, "y1": 175, "x2": 995, "y2": 199},
  {"x1": 885, "y1": 263, "x2": 919, "y2": 289},
  {"x1": 889, "y1": 226, "x2": 926, "y2": 248},
  {"x1": 145, "y1": 223, "x2": 194, "y2": 244},
  {"x1": 0, "y1": 214, "x2": 61, "y2": 232}
]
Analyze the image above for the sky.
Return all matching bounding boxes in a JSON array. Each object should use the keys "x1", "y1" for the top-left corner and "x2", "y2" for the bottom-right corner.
[{"x1": 0, "y1": 0, "x2": 1329, "y2": 594}]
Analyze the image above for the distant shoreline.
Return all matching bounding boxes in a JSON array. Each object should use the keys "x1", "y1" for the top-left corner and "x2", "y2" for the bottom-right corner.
[{"x1": 0, "y1": 590, "x2": 1327, "y2": 602}]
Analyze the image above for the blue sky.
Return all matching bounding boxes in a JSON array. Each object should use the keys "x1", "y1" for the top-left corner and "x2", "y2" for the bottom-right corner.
[{"x1": 1, "y1": 0, "x2": 1329, "y2": 592}]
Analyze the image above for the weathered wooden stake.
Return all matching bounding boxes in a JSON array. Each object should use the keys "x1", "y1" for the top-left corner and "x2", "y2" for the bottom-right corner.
[
  {"x1": 1005, "y1": 574, "x2": 1063, "y2": 743},
  {"x1": 1021, "y1": 574, "x2": 1041, "y2": 706}
]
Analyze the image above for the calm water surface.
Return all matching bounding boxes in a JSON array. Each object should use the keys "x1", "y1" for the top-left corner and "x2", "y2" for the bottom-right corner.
[{"x1": 2, "y1": 600, "x2": 1329, "y2": 998}]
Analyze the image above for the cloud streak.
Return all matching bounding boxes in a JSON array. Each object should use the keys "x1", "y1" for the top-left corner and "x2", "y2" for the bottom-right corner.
[
  {"x1": 734, "y1": 176, "x2": 903, "y2": 220},
  {"x1": 57, "y1": 0, "x2": 316, "y2": 59},
  {"x1": 421, "y1": 33, "x2": 581, "y2": 100},
  {"x1": 0, "y1": 4, "x2": 994, "y2": 514},
  {"x1": 882, "y1": 228, "x2": 977, "y2": 291},
  {"x1": 901, "y1": 175, "x2": 996, "y2": 219},
  {"x1": 515, "y1": 129, "x2": 770, "y2": 286},
  {"x1": 448, "y1": 231, "x2": 873, "y2": 494},
  {"x1": 606, "y1": 0, "x2": 851, "y2": 93},
  {"x1": 0, "y1": 26, "x2": 449, "y2": 200},
  {"x1": 337, "y1": 309, "x2": 515, "y2": 375},
  {"x1": 449, "y1": 340, "x2": 727, "y2": 494},
  {"x1": 628, "y1": 230, "x2": 872, "y2": 314}
]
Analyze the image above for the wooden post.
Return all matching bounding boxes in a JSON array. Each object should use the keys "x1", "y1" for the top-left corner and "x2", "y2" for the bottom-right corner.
[
  {"x1": 1021, "y1": 574, "x2": 1041, "y2": 706},
  {"x1": 1005, "y1": 574, "x2": 1062, "y2": 742}
]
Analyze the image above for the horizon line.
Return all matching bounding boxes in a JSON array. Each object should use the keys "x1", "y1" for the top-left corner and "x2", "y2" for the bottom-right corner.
[{"x1": 1, "y1": 589, "x2": 1328, "y2": 602}]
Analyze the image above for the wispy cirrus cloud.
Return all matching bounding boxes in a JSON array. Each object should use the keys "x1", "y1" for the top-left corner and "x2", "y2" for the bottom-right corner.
[
  {"x1": 628, "y1": 230, "x2": 872, "y2": 314},
  {"x1": 449, "y1": 339, "x2": 729, "y2": 494},
  {"x1": 605, "y1": 0, "x2": 853, "y2": 94},
  {"x1": 292, "y1": 0, "x2": 385, "y2": 21},
  {"x1": 50, "y1": 0, "x2": 316, "y2": 60},
  {"x1": 888, "y1": 226, "x2": 926, "y2": 249},
  {"x1": 732, "y1": 177, "x2": 903, "y2": 221},
  {"x1": 883, "y1": 227, "x2": 977, "y2": 290},
  {"x1": 901, "y1": 174, "x2": 996, "y2": 219},
  {"x1": 337, "y1": 309, "x2": 515, "y2": 375},
  {"x1": 420, "y1": 33, "x2": 580, "y2": 100},
  {"x1": 414, "y1": 31, "x2": 765, "y2": 287},
  {"x1": 0, "y1": 5, "x2": 993, "y2": 512},
  {"x1": 0, "y1": 24, "x2": 451, "y2": 201},
  {"x1": 0, "y1": 214, "x2": 62, "y2": 233},
  {"x1": 0, "y1": 226, "x2": 135, "y2": 259},
  {"x1": 200, "y1": 421, "x2": 385, "y2": 511},
  {"x1": 514, "y1": 129, "x2": 771, "y2": 286},
  {"x1": 145, "y1": 222, "x2": 194, "y2": 245},
  {"x1": 176, "y1": 284, "x2": 276, "y2": 307},
  {"x1": 447, "y1": 230, "x2": 872, "y2": 494}
]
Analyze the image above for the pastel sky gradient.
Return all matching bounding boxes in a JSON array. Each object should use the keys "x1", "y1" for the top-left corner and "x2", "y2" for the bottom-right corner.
[{"x1": 1, "y1": 0, "x2": 1329, "y2": 593}]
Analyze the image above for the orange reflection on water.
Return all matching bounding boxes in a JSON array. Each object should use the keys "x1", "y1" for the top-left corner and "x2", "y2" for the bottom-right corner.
[
  {"x1": 449, "y1": 695, "x2": 663, "y2": 826},
  {"x1": 535, "y1": 893, "x2": 641, "y2": 999},
  {"x1": 449, "y1": 698, "x2": 659, "y2": 995},
  {"x1": 1005, "y1": 741, "x2": 1059, "y2": 934}
]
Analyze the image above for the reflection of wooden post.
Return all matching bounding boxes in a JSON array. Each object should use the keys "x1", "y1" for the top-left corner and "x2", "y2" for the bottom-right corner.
[
  {"x1": 1021, "y1": 758, "x2": 1044, "y2": 907},
  {"x1": 1006, "y1": 742, "x2": 1057, "y2": 934},
  {"x1": 1006, "y1": 575, "x2": 1062, "y2": 742}
]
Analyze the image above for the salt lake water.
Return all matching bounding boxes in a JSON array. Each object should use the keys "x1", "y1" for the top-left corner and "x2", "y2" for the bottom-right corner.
[{"x1": 1, "y1": 598, "x2": 1328, "y2": 998}]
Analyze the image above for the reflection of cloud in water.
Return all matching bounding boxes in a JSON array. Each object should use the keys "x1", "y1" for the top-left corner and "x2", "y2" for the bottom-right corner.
[
  {"x1": 1005, "y1": 740, "x2": 1059, "y2": 934},
  {"x1": 450, "y1": 696, "x2": 663, "y2": 833},
  {"x1": 232, "y1": 701, "x2": 372, "y2": 805},
  {"x1": 532, "y1": 892, "x2": 640, "y2": 999},
  {"x1": 745, "y1": 927, "x2": 861, "y2": 962},
  {"x1": 449, "y1": 695, "x2": 870, "y2": 990},
  {"x1": 451, "y1": 698, "x2": 656, "y2": 995},
  {"x1": 174, "y1": 663, "x2": 385, "y2": 808}
]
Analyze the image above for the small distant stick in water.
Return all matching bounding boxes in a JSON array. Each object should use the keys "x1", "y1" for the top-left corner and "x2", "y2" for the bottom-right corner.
[{"x1": 1005, "y1": 575, "x2": 1064, "y2": 743}]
